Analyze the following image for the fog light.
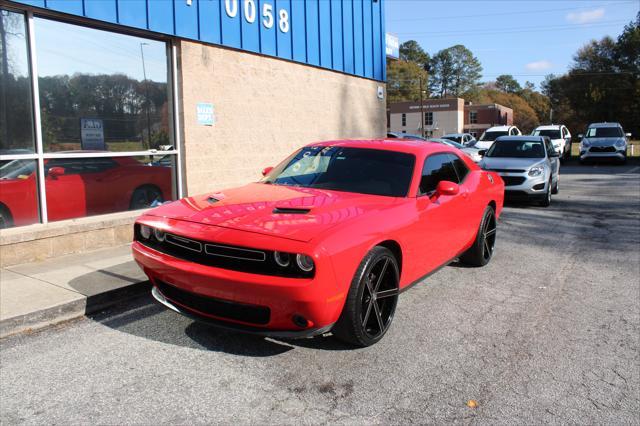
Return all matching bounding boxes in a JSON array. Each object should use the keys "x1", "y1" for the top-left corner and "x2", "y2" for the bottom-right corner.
[
  {"x1": 140, "y1": 225, "x2": 152, "y2": 239},
  {"x1": 292, "y1": 314, "x2": 309, "y2": 328},
  {"x1": 274, "y1": 251, "x2": 291, "y2": 267},
  {"x1": 153, "y1": 228, "x2": 166, "y2": 242},
  {"x1": 296, "y1": 254, "x2": 315, "y2": 272},
  {"x1": 533, "y1": 183, "x2": 545, "y2": 190}
]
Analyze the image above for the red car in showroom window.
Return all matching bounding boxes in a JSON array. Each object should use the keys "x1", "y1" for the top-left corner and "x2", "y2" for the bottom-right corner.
[
  {"x1": 133, "y1": 140, "x2": 504, "y2": 346},
  {"x1": 0, "y1": 155, "x2": 172, "y2": 228}
]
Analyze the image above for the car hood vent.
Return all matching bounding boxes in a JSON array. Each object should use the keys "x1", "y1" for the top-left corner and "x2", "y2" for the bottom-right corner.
[{"x1": 272, "y1": 207, "x2": 311, "y2": 214}]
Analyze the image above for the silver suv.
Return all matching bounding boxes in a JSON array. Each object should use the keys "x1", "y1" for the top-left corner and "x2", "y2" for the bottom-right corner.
[
  {"x1": 479, "y1": 136, "x2": 560, "y2": 207},
  {"x1": 579, "y1": 122, "x2": 630, "y2": 164}
]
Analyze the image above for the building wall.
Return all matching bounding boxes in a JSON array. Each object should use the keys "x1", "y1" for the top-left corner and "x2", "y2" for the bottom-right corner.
[
  {"x1": 179, "y1": 39, "x2": 387, "y2": 195},
  {"x1": 387, "y1": 98, "x2": 465, "y2": 138}
]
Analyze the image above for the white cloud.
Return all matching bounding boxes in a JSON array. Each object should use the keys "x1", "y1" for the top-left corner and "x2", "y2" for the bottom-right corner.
[
  {"x1": 525, "y1": 60, "x2": 553, "y2": 71},
  {"x1": 566, "y1": 8, "x2": 605, "y2": 24}
]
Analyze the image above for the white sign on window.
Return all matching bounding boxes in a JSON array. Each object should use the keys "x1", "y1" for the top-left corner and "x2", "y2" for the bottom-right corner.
[{"x1": 80, "y1": 118, "x2": 105, "y2": 150}]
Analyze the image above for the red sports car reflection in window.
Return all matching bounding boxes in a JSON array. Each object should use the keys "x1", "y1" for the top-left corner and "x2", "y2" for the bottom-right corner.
[
  {"x1": 133, "y1": 140, "x2": 505, "y2": 347},
  {"x1": 0, "y1": 155, "x2": 173, "y2": 228}
]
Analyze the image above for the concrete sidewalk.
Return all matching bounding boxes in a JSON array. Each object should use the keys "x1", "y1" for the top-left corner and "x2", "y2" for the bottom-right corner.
[{"x1": 0, "y1": 244, "x2": 149, "y2": 338}]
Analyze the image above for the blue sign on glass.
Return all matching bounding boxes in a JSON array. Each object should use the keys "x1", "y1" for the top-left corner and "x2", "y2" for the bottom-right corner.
[{"x1": 196, "y1": 103, "x2": 215, "y2": 126}]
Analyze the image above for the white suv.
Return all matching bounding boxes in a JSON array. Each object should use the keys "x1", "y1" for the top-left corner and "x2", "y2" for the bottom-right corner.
[
  {"x1": 532, "y1": 124, "x2": 572, "y2": 161},
  {"x1": 475, "y1": 125, "x2": 522, "y2": 150}
]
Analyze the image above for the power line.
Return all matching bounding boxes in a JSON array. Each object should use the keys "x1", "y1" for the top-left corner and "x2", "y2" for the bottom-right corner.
[
  {"x1": 387, "y1": 1, "x2": 636, "y2": 22},
  {"x1": 395, "y1": 19, "x2": 628, "y2": 37}
]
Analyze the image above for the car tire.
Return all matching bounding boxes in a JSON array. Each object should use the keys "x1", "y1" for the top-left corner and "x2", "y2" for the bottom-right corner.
[
  {"x1": 0, "y1": 205, "x2": 13, "y2": 229},
  {"x1": 552, "y1": 179, "x2": 559, "y2": 195},
  {"x1": 459, "y1": 205, "x2": 497, "y2": 267},
  {"x1": 539, "y1": 180, "x2": 552, "y2": 207},
  {"x1": 130, "y1": 185, "x2": 163, "y2": 210},
  {"x1": 332, "y1": 246, "x2": 399, "y2": 347}
]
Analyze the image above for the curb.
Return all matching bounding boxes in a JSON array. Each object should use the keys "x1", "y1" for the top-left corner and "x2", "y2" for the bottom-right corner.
[{"x1": 0, "y1": 281, "x2": 151, "y2": 339}]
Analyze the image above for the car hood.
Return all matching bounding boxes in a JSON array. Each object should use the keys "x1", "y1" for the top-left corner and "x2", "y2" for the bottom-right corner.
[
  {"x1": 584, "y1": 137, "x2": 624, "y2": 146},
  {"x1": 481, "y1": 157, "x2": 544, "y2": 170},
  {"x1": 145, "y1": 183, "x2": 401, "y2": 242}
]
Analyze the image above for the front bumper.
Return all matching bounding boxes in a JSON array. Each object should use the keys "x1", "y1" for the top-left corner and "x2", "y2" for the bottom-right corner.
[
  {"x1": 580, "y1": 147, "x2": 625, "y2": 161},
  {"x1": 133, "y1": 240, "x2": 345, "y2": 335},
  {"x1": 498, "y1": 172, "x2": 548, "y2": 196}
]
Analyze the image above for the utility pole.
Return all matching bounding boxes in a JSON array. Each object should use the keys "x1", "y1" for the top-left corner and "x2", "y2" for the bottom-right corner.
[
  {"x1": 140, "y1": 42, "x2": 151, "y2": 150},
  {"x1": 419, "y1": 77, "x2": 425, "y2": 138}
]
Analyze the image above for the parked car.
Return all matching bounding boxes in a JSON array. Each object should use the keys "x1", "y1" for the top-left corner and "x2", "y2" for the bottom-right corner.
[
  {"x1": 134, "y1": 139, "x2": 504, "y2": 347},
  {"x1": 479, "y1": 136, "x2": 560, "y2": 207},
  {"x1": 531, "y1": 124, "x2": 572, "y2": 161},
  {"x1": 442, "y1": 133, "x2": 477, "y2": 147},
  {"x1": 428, "y1": 138, "x2": 483, "y2": 163},
  {"x1": 0, "y1": 155, "x2": 172, "y2": 228},
  {"x1": 578, "y1": 122, "x2": 630, "y2": 164},
  {"x1": 387, "y1": 132, "x2": 402, "y2": 139},
  {"x1": 475, "y1": 126, "x2": 522, "y2": 150}
]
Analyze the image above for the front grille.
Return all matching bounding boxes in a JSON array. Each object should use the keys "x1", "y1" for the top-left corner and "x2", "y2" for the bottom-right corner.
[
  {"x1": 135, "y1": 225, "x2": 314, "y2": 278},
  {"x1": 156, "y1": 280, "x2": 270, "y2": 325},
  {"x1": 487, "y1": 168, "x2": 525, "y2": 173},
  {"x1": 589, "y1": 146, "x2": 616, "y2": 153},
  {"x1": 501, "y1": 176, "x2": 527, "y2": 186}
]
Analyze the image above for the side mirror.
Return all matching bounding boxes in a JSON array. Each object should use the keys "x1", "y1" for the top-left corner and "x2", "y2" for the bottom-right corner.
[
  {"x1": 478, "y1": 149, "x2": 487, "y2": 156},
  {"x1": 549, "y1": 151, "x2": 560, "y2": 158},
  {"x1": 625, "y1": 133, "x2": 632, "y2": 138},
  {"x1": 48, "y1": 166, "x2": 65, "y2": 178},
  {"x1": 578, "y1": 134, "x2": 584, "y2": 140},
  {"x1": 435, "y1": 181, "x2": 459, "y2": 196},
  {"x1": 261, "y1": 166, "x2": 273, "y2": 177}
]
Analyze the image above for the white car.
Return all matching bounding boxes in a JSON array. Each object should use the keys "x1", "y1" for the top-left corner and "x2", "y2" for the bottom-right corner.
[
  {"x1": 531, "y1": 124, "x2": 572, "y2": 161},
  {"x1": 475, "y1": 125, "x2": 522, "y2": 150},
  {"x1": 442, "y1": 133, "x2": 477, "y2": 147}
]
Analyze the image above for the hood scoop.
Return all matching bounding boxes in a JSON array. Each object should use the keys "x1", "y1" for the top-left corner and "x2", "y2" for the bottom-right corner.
[
  {"x1": 272, "y1": 207, "x2": 311, "y2": 215},
  {"x1": 207, "y1": 196, "x2": 220, "y2": 204}
]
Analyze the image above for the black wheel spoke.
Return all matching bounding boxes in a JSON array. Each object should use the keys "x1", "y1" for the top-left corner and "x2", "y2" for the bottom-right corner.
[
  {"x1": 376, "y1": 288, "x2": 398, "y2": 299},
  {"x1": 362, "y1": 299, "x2": 374, "y2": 327},
  {"x1": 373, "y1": 258, "x2": 390, "y2": 293},
  {"x1": 372, "y1": 301, "x2": 385, "y2": 332},
  {"x1": 484, "y1": 228, "x2": 496, "y2": 238},
  {"x1": 483, "y1": 239, "x2": 491, "y2": 257}
]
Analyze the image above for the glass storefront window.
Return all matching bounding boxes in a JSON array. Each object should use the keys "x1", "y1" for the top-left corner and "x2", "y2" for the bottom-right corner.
[
  {"x1": 0, "y1": 9, "x2": 35, "y2": 154},
  {"x1": 44, "y1": 155, "x2": 176, "y2": 222},
  {"x1": 0, "y1": 159, "x2": 39, "y2": 228},
  {"x1": 34, "y1": 18, "x2": 172, "y2": 153}
]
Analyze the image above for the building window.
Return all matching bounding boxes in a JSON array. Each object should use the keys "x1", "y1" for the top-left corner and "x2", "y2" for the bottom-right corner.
[
  {"x1": 425, "y1": 112, "x2": 433, "y2": 126},
  {"x1": 469, "y1": 111, "x2": 478, "y2": 124},
  {"x1": 401, "y1": 113, "x2": 406, "y2": 127},
  {"x1": 0, "y1": 10, "x2": 179, "y2": 228}
]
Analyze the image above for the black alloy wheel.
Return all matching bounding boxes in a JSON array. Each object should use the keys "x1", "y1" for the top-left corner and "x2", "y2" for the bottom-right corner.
[
  {"x1": 130, "y1": 186, "x2": 163, "y2": 210},
  {"x1": 481, "y1": 211, "x2": 497, "y2": 263},
  {"x1": 460, "y1": 205, "x2": 497, "y2": 267},
  {"x1": 0, "y1": 206, "x2": 13, "y2": 229},
  {"x1": 333, "y1": 246, "x2": 399, "y2": 347}
]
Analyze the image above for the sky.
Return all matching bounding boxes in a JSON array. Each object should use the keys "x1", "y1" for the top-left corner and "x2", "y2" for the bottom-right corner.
[{"x1": 385, "y1": 0, "x2": 639, "y2": 89}]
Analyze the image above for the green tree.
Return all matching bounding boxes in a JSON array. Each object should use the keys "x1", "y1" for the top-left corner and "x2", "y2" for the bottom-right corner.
[
  {"x1": 477, "y1": 89, "x2": 540, "y2": 133},
  {"x1": 386, "y1": 60, "x2": 428, "y2": 103},
  {"x1": 399, "y1": 40, "x2": 430, "y2": 69},
  {"x1": 429, "y1": 45, "x2": 482, "y2": 98},
  {"x1": 495, "y1": 74, "x2": 522, "y2": 93}
]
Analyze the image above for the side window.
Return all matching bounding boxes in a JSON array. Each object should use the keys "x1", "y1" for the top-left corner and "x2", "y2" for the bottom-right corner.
[
  {"x1": 419, "y1": 154, "x2": 458, "y2": 196},
  {"x1": 544, "y1": 139, "x2": 554, "y2": 156},
  {"x1": 450, "y1": 154, "x2": 470, "y2": 182},
  {"x1": 510, "y1": 128, "x2": 517, "y2": 135}
]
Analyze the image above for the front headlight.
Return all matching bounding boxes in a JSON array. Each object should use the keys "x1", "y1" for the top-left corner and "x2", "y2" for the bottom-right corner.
[
  {"x1": 615, "y1": 139, "x2": 626, "y2": 148},
  {"x1": 581, "y1": 140, "x2": 591, "y2": 148},
  {"x1": 296, "y1": 254, "x2": 315, "y2": 272},
  {"x1": 153, "y1": 228, "x2": 166, "y2": 242},
  {"x1": 140, "y1": 225, "x2": 152, "y2": 239},
  {"x1": 528, "y1": 165, "x2": 544, "y2": 177}
]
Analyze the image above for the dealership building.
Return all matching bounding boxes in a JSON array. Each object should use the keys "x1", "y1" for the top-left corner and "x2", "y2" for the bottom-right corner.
[
  {"x1": 0, "y1": 0, "x2": 388, "y2": 266},
  {"x1": 387, "y1": 99, "x2": 514, "y2": 139}
]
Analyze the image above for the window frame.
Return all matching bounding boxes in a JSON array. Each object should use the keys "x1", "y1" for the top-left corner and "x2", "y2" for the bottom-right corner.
[
  {"x1": 425, "y1": 111, "x2": 433, "y2": 126},
  {"x1": 401, "y1": 113, "x2": 406, "y2": 127},
  {"x1": 418, "y1": 153, "x2": 466, "y2": 197},
  {"x1": 0, "y1": 8, "x2": 183, "y2": 226}
]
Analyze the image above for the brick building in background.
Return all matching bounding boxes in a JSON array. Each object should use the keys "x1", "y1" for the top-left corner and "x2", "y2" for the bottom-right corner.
[{"x1": 387, "y1": 99, "x2": 513, "y2": 139}]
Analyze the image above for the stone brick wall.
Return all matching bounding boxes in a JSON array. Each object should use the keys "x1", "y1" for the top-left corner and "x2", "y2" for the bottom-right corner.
[{"x1": 178, "y1": 40, "x2": 387, "y2": 196}]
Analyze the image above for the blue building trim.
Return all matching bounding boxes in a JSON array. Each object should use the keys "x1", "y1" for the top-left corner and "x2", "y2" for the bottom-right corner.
[{"x1": 9, "y1": 0, "x2": 386, "y2": 81}]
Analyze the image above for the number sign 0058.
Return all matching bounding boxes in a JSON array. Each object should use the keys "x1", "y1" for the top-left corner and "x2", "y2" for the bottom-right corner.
[{"x1": 224, "y1": 0, "x2": 289, "y2": 33}]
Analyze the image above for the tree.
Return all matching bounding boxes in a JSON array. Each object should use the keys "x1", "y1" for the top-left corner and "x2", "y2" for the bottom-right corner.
[
  {"x1": 495, "y1": 74, "x2": 522, "y2": 93},
  {"x1": 429, "y1": 45, "x2": 482, "y2": 98},
  {"x1": 477, "y1": 89, "x2": 540, "y2": 133},
  {"x1": 399, "y1": 40, "x2": 430, "y2": 69},
  {"x1": 386, "y1": 60, "x2": 428, "y2": 103}
]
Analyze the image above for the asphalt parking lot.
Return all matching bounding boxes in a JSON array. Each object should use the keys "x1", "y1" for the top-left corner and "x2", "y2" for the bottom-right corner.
[{"x1": 1, "y1": 162, "x2": 639, "y2": 425}]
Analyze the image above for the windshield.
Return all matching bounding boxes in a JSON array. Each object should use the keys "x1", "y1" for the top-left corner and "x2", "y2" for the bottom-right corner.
[
  {"x1": 480, "y1": 131, "x2": 508, "y2": 141},
  {"x1": 485, "y1": 139, "x2": 545, "y2": 158},
  {"x1": 532, "y1": 129, "x2": 561, "y2": 139},
  {"x1": 443, "y1": 135, "x2": 462, "y2": 143},
  {"x1": 0, "y1": 159, "x2": 36, "y2": 180},
  {"x1": 433, "y1": 139, "x2": 465, "y2": 149},
  {"x1": 586, "y1": 127, "x2": 623, "y2": 138},
  {"x1": 262, "y1": 146, "x2": 415, "y2": 197}
]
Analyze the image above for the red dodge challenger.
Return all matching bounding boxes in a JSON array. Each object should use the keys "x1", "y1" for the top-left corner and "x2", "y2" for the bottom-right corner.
[{"x1": 133, "y1": 139, "x2": 504, "y2": 346}]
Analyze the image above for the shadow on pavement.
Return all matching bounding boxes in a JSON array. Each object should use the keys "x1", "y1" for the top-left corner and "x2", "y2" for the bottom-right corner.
[{"x1": 88, "y1": 292, "x2": 354, "y2": 356}]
